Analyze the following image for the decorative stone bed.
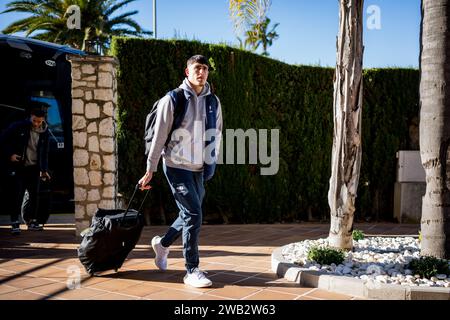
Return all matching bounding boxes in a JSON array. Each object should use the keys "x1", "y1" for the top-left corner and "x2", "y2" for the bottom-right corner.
[{"x1": 272, "y1": 236, "x2": 450, "y2": 300}]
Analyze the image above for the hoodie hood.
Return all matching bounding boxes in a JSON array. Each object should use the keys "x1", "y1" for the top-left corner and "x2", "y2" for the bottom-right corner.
[{"x1": 180, "y1": 78, "x2": 211, "y2": 98}]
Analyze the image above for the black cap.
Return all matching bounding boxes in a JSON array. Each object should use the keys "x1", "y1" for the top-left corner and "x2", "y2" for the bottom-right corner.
[{"x1": 29, "y1": 100, "x2": 50, "y2": 117}]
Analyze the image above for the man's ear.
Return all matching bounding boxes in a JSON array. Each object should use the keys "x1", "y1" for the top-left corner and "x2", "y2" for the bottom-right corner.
[{"x1": 185, "y1": 67, "x2": 189, "y2": 77}]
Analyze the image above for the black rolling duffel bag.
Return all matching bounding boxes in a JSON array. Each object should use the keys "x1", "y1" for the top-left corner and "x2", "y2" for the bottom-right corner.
[
  {"x1": 77, "y1": 184, "x2": 149, "y2": 276},
  {"x1": 22, "y1": 176, "x2": 52, "y2": 225}
]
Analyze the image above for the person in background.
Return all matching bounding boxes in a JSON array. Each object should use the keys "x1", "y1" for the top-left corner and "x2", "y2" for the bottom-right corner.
[{"x1": 0, "y1": 101, "x2": 51, "y2": 235}]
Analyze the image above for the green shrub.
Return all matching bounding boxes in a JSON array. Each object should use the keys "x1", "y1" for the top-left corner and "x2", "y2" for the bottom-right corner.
[
  {"x1": 418, "y1": 231, "x2": 422, "y2": 243},
  {"x1": 307, "y1": 247, "x2": 345, "y2": 265},
  {"x1": 408, "y1": 256, "x2": 450, "y2": 279},
  {"x1": 352, "y1": 229, "x2": 365, "y2": 241}
]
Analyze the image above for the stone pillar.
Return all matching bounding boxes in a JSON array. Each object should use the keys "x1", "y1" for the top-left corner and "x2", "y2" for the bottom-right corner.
[{"x1": 67, "y1": 55, "x2": 119, "y2": 236}]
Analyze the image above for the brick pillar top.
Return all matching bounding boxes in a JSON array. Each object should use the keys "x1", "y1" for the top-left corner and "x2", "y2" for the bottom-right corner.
[{"x1": 67, "y1": 55, "x2": 119, "y2": 65}]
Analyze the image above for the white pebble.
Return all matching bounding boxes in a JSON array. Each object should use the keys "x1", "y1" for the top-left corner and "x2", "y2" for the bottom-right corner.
[
  {"x1": 281, "y1": 236, "x2": 450, "y2": 288},
  {"x1": 342, "y1": 267, "x2": 352, "y2": 274}
]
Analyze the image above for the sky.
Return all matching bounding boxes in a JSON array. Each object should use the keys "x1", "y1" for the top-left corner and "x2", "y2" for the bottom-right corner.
[{"x1": 0, "y1": 0, "x2": 421, "y2": 68}]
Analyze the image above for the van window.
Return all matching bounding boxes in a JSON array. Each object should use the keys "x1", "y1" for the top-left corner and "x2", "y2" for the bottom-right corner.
[{"x1": 31, "y1": 94, "x2": 64, "y2": 148}]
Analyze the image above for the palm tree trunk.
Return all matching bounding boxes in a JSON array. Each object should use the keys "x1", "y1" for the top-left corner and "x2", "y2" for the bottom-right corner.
[
  {"x1": 328, "y1": 0, "x2": 364, "y2": 250},
  {"x1": 419, "y1": 0, "x2": 450, "y2": 259}
]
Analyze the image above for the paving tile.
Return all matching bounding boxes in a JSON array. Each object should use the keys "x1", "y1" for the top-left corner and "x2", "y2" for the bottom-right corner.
[
  {"x1": 111, "y1": 268, "x2": 176, "y2": 281},
  {"x1": 26, "y1": 282, "x2": 70, "y2": 296},
  {"x1": 191, "y1": 293, "x2": 233, "y2": 300},
  {"x1": 202, "y1": 255, "x2": 236, "y2": 264},
  {"x1": 85, "y1": 278, "x2": 143, "y2": 292},
  {"x1": 244, "y1": 260, "x2": 273, "y2": 269},
  {"x1": 118, "y1": 283, "x2": 167, "y2": 297},
  {"x1": 77, "y1": 275, "x2": 112, "y2": 287},
  {"x1": 181, "y1": 281, "x2": 226, "y2": 294},
  {"x1": 0, "y1": 260, "x2": 29, "y2": 268},
  {"x1": 215, "y1": 257, "x2": 256, "y2": 266},
  {"x1": 207, "y1": 285, "x2": 261, "y2": 300},
  {"x1": 120, "y1": 258, "x2": 152, "y2": 268},
  {"x1": 2, "y1": 276, "x2": 57, "y2": 289},
  {"x1": 305, "y1": 288, "x2": 354, "y2": 300},
  {"x1": 92, "y1": 292, "x2": 137, "y2": 300},
  {"x1": 208, "y1": 272, "x2": 248, "y2": 285},
  {"x1": 234, "y1": 276, "x2": 274, "y2": 288},
  {"x1": 0, "y1": 268, "x2": 16, "y2": 277},
  {"x1": 119, "y1": 262, "x2": 156, "y2": 271},
  {"x1": 16, "y1": 258, "x2": 62, "y2": 265},
  {"x1": 26, "y1": 266, "x2": 68, "y2": 278},
  {"x1": 144, "y1": 288, "x2": 203, "y2": 300},
  {"x1": 30, "y1": 270, "x2": 72, "y2": 284},
  {"x1": 0, "y1": 263, "x2": 38, "y2": 274},
  {"x1": 51, "y1": 259, "x2": 84, "y2": 270},
  {"x1": 166, "y1": 261, "x2": 191, "y2": 271},
  {"x1": 243, "y1": 289, "x2": 298, "y2": 300},
  {"x1": 295, "y1": 295, "x2": 319, "y2": 300},
  {"x1": 264, "y1": 285, "x2": 316, "y2": 296},
  {"x1": 226, "y1": 268, "x2": 268, "y2": 278},
  {"x1": 0, "y1": 289, "x2": 44, "y2": 300},
  {"x1": 151, "y1": 274, "x2": 191, "y2": 290},
  {"x1": 252, "y1": 271, "x2": 280, "y2": 280},
  {"x1": 0, "y1": 285, "x2": 20, "y2": 295},
  {"x1": 202, "y1": 263, "x2": 235, "y2": 272},
  {"x1": 50, "y1": 287, "x2": 106, "y2": 300}
]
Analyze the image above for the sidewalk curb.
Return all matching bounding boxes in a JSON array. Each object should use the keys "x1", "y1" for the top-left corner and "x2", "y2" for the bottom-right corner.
[{"x1": 271, "y1": 245, "x2": 450, "y2": 300}]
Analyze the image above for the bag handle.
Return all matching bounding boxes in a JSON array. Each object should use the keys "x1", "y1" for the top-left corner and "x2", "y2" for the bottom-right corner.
[{"x1": 121, "y1": 184, "x2": 150, "y2": 222}]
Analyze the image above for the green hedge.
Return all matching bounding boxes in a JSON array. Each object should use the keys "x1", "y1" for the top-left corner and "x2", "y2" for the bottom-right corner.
[
  {"x1": 358, "y1": 68, "x2": 419, "y2": 221},
  {"x1": 110, "y1": 37, "x2": 419, "y2": 224}
]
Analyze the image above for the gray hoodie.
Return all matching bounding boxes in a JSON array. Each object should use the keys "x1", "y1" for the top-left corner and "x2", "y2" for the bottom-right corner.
[
  {"x1": 25, "y1": 121, "x2": 48, "y2": 167},
  {"x1": 146, "y1": 79, "x2": 223, "y2": 172}
]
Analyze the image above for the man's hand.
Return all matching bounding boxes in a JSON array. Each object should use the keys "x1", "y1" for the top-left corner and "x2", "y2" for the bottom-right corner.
[
  {"x1": 138, "y1": 171, "x2": 153, "y2": 190},
  {"x1": 10, "y1": 154, "x2": 21, "y2": 162},
  {"x1": 40, "y1": 171, "x2": 51, "y2": 181}
]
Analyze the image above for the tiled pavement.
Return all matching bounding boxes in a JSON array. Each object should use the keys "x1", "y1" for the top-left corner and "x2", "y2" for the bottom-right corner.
[{"x1": 0, "y1": 220, "x2": 419, "y2": 300}]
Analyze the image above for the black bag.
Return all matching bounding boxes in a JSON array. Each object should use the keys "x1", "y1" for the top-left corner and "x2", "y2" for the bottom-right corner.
[
  {"x1": 22, "y1": 176, "x2": 52, "y2": 225},
  {"x1": 77, "y1": 185, "x2": 149, "y2": 276},
  {"x1": 35, "y1": 178, "x2": 51, "y2": 224},
  {"x1": 143, "y1": 88, "x2": 187, "y2": 157}
]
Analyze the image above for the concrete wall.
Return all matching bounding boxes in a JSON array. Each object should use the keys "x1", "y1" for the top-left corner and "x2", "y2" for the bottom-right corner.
[{"x1": 394, "y1": 151, "x2": 426, "y2": 223}]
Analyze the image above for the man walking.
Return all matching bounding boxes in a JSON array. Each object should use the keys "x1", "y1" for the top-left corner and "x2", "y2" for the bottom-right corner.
[
  {"x1": 139, "y1": 55, "x2": 222, "y2": 288},
  {"x1": 1, "y1": 102, "x2": 51, "y2": 235}
]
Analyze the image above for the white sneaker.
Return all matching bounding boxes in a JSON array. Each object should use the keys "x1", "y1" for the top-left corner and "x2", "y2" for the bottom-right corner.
[
  {"x1": 183, "y1": 268, "x2": 212, "y2": 288},
  {"x1": 151, "y1": 235, "x2": 169, "y2": 271}
]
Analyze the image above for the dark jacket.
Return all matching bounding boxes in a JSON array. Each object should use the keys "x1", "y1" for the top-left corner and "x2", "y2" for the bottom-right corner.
[{"x1": 0, "y1": 119, "x2": 49, "y2": 172}]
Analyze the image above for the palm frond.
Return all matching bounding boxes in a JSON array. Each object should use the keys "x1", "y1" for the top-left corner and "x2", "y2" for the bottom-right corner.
[
  {"x1": 2, "y1": 0, "x2": 149, "y2": 53},
  {"x1": 104, "y1": 0, "x2": 135, "y2": 17},
  {"x1": 106, "y1": 10, "x2": 139, "y2": 25}
]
